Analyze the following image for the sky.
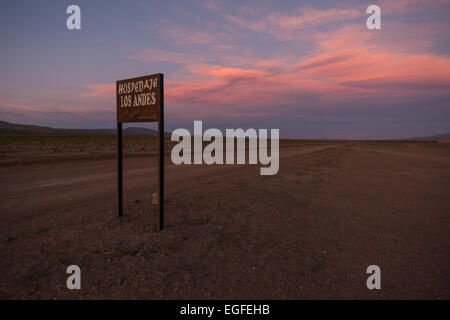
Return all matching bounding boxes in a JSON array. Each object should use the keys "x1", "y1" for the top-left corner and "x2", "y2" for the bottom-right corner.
[{"x1": 0, "y1": 0, "x2": 449, "y2": 139}]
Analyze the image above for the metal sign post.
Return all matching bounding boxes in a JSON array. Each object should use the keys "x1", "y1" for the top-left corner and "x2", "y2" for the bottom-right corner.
[
  {"x1": 117, "y1": 122, "x2": 123, "y2": 217},
  {"x1": 116, "y1": 73, "x2": 164, "y2": 231},
  {"x1": 158, "y1": 75, "x2": 164, "y2": 230}
]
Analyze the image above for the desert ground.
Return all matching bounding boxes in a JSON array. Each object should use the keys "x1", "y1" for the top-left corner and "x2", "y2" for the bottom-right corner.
[{"x1": 0, "y1": 135, "x2": 449, "y2": 299}]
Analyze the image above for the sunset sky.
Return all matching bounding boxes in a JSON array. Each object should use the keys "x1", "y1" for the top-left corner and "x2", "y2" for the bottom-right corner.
[{"x1": 0, "y1": 0, "x2": 449, "y2": 139}]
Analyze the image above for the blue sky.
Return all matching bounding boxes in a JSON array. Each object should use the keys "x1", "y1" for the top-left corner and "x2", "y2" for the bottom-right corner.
[{"x1": 0, "y1": 0, "x2": 449, "y2": 139}]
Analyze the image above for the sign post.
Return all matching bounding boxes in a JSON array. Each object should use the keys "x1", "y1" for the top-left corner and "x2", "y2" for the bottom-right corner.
[
  {"x1": 117, "y1": 122, "x2": 123, "y2": 217},
  {"x1": 116, "y1": 73, "x2": 164, "y2": 231}
]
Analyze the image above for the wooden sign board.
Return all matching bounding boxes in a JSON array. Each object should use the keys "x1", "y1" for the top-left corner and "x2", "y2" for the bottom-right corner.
[
  {"x1": 116, "y1": 73, "x2": 164, "y2": 231},
  {"x1": 116, "y1": 73, "x2": 162, "y2": 123}
]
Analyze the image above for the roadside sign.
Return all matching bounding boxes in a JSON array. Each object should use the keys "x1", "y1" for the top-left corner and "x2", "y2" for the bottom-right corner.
[
  {"x1": 116, "y1": 74, "x2": 162, "y2": 123},
  {"x1": 116, "y1": 73, "x2": 165, "y2": 231}
]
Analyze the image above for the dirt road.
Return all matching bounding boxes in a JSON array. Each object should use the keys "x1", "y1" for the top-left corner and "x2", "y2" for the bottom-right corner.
[{"x1": 1, "y1": 142, "x2": 449, "y2": 299}]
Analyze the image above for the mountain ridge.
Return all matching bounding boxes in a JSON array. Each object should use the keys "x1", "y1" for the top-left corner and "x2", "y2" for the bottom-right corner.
[
  {"x1": 1, "y1": 120, "x2": 449, "y2": 140},
  {"x1": 0, "y1": 120, "x2": 170, "y2": 136},
  {"x1": 409, "y1": 133, "x2": 450, "y2": 140}
]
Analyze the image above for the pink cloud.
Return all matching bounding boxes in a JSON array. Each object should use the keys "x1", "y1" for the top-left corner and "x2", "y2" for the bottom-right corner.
[
  {"x1": 194, "y1": 0, "x2": 221, "y2": 12},
  {"x1": 126, "y1": 49, "x2": 193, "y2": 64},
  {"x1": 82, "y1": 4, "x2": 450, "y2": 120},
  {"x1": 166, "y1": 24, "x2": 450, "y2": 107},
  {"x1": 82, "y1": 84, "x2": 115, "y2": 98},
  {"x1": 0, "y1": 98, "x2": 107, "y2": 115},
  {"x1": 225, "y1": 6, "x2": 361, "y2": 39},
  {"x1": 161, "y1": 27, "x2": 233, "y2": 45},
  {"x1": 381, "y1": 0, "x2": 450, "y2": 14},
  {"x1": 127, "y1": 47, "x2": 287, "y2": 71},
  {"x1": 84, "y1": 31, "x2": 450, "y2": 109},
  {"x1": 298, "y1": 26, "x2": 450, "y2": 94}
]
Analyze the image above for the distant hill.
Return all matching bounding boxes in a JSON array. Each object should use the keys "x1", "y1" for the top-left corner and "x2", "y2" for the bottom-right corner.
[
  {"x1": 410, "y1": 133, "x2": 450, "y2": 140},
  {"x1": 0, "y1": 120, "x2": 169, "y2": 136},
  {"x1": 122, "y1": 127, "x2": 159, "y2": 135},
  {"x1": 0, "y1": 120, "x2": 57, "y2": 134}
]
